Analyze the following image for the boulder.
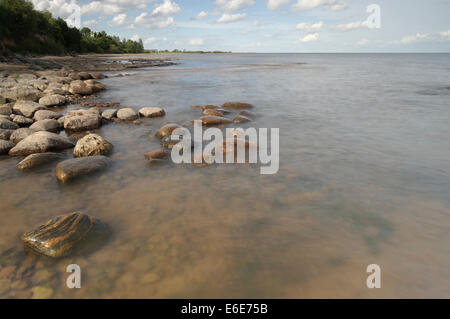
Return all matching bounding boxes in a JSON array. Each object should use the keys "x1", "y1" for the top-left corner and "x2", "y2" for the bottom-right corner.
[
  {"x1": 238, "y1": 110, "x2": 255, "y2": 117},
  {"x1": 202, "y1": 109, "x2": 224, "y2": 117},
  {"x1": 16, "y1": 153, "x2": 65, "y2": 171},
  {"x1": 90, "y1": 73, "x2": 104, "y2": 80},
  {"x1": 33, "y1": 110, "x2": 62, "y2": 121},
  {"x1": 202, "y1": 105, "x2": 219, "y2": 110},
  {"x1": 22, "y1": 212, "x2": 110, "y2": 258},
  {"x1": 64, "y1": 109, "x2": 101, "y2": 132},
  {"x1": 11, "y1": 114, "x2": 34, "y2": 126},
  {"x1": 155, "y1": 123, "x2": 181, "y2": 138},
  {"x1": 55, "y1": 156, "x2": 110, "y2": 183},
  {"x1": 233, "y1": 115, "x2": 251, "y2": 123},
  {"x1": 0, "y1": 118, "x2": 19, "y2": 130},
  {"x1": 10, "y1": 128, "x2": 36, "y2": 144},
  {"x1": 9, "y1": 131, "x2": 74, "y2": 156},
  {"x1": 1, "y1": 87, "x2": 44, "y2": 102},
  {"x1": 198, "y1": 116, "x2": 232, "y2": 126},
  {"x1": 139, "y1": 107, "x2": 165, "y2": 118},
  {"x1": 0, "y1": 129, "x2": 14, "y2": 140},
  {"x1": 38, "y1": 94, "x2": 66, "y2": 107},
  {"x1": 13, "y1": 100, "x2": 48, "y2": 118},
  {"x1": 85, "y1": 80, "x2": 105, "y2": 93},
  {"x1": 222, "y1": 102, "x2": 253, "y2": 109},
  {"x1": 30, "y1": 119, "x2": 61, "y2": 133},
  {"x1": 73, "y1": 134, "x2": 113, "y2": 157},
  {"x1": 78, "y1": 72, "x2": 91, "y2": 80},
  {"x1": 0, "y1": 104, "x2": 12, "y2": 115},
  {"x1": 117, "y1": 108, "x2": 138, "y2": 121},
  {"x1": 0, "y1": 140, "x2": 15, "y2": 155},
  {"x1": 69, "y1": 81, "x2": 93, "y2": 95},
  {"x1": 101, "y1": 109, "x2": 117, "y2": 120}
]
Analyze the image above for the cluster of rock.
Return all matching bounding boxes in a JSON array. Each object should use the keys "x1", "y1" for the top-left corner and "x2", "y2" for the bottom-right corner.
[{"x1": 144, "y1": 102, "x2": 256, "y2": 165}]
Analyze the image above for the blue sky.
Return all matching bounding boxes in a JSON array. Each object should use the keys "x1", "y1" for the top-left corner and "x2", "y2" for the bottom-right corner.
[{"x1": 31, "y1": 0, "x2": 450, "y2": 52}]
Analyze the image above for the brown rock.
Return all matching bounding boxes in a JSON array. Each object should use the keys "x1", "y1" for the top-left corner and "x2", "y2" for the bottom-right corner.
[
  {"x1": 198, "y1": 116, "x2": 232, "y2": 126},
  {"x1": 222, "y1": 102, "x2": 253, "y2": 109},
  {"x1": 233, "y1": 115, "x2": 251, "y2": 123},
  {"x1": 155, "y1": 123, "x2": 181, "y2": 138},
  {"x1": 139, "y1": 107, "x2": 165, "y2": 118},
  {"x1": 16, "y1": 153, "x2": 65, "y2": 171},
  {"x1": 56, "y1": 156, "x2": 110, "y2": 183},
  {"x1": 73, "y1": 134, "x2": 113, "y2": 157},
  {"x1": 9, "y1": 131, "x2": 74, "y2": 156},
  {"x1": 144, "y1": 149, "x2": 167, "y2": 160},
  {"x1": 29, "y1": 119, "x2": 61, "y2": 133},
  {"x1": 202, "y1": 109, "x2": 224, "y2": 117}
]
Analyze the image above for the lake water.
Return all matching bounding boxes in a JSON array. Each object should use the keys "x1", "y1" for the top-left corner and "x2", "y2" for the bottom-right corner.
[{"x1": 1, "y1": 53, "x2": 449, "y2": 298}]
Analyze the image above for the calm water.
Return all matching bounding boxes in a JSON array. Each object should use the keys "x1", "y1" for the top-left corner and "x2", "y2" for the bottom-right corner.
[{"x1": 1, "y1": 53, "x2": 450, "y2": 298}]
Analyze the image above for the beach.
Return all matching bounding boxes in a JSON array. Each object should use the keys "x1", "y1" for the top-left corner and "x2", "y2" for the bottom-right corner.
[{"x1": 1, "y1": 53, "x2": 450, "y2": 298}]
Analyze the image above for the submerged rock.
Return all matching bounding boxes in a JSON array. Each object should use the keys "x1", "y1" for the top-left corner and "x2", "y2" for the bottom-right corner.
[
  {"x1": 9, "y1": 131, "x2": 74, "y2": 156},
  {"x1": 202, "y1": 105, "x2": 219, "y2": 110},
  {"x1": 155, "y1": 124, "x2": 181, "y2": 138},
  {"x1": 22, "y1": 212, "x2": 110, "y2": 258},
  {"x1": 198, "y1": 116, "x2": 232, "y2": 126},
  {"x1": 222, "y1": 102, "x2": 253, "y2": 109},
  {"x1": 202, "y1": 109, "x2": 224, "y2": 117},
  {"x1": 10, "y1": 128, "x2": 35, "y2": 144},
  {"x1": 0, "y1": 118, "x2": 19, "y2": 130},
  {"x1": 16, "y1": 153, "x2": 65, "y2": 171},
  {"x1": 0, "y1": 140, "x2": 15, "y2": 155},
  {"x1": 233, "y1": 115, "x2": 251, "y2": 123},
  {"x1": 13, "y1": 100, "x2": 47, "y2": 118},
  {"x1": 29, "y1": 119, "x2": 61, "y2": 133},
  {"x1": 55, "y1": 156, "x2": 110, "y2": 183},
  {"x1": 64, "y1": 109, "x2": 101, "y2": 132},
  {"x1": 117, "y1": 108, "x2": 138, "y2": 121},
  {"x1": 38, "y1": 94, "x2": 66, "y2": 107},
  {"x1": 144, "y1": 149, "x2": 168, "y2": 160},
  {"x1": 139, "y1": 107, "x2": 165, "y2": 118},
  {"x1": 73, "y1": 134, "x2": 113, "y2": 157}
]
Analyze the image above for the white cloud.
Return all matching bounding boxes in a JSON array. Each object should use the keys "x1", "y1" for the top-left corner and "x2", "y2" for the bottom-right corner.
[
  {"x1": 393, "y1": 30, "x2": 450, "y2": 45},
  {"x1": 357, "y1": 38, "x2": 370, "y2": 46},
  {"x1": 131, "y1": 34, "x2": 141, "y2": 42},
  {"x1": 215, "y1": 0, "x2": 255, "y2": 12},
  {"x1": 145, "y1": 37, "x2": 158, "y2": 45},
  {"x1": 83, "y1": 18, "x2": 102, "y2": 27},
  {"x1": 301, "y1": 33, "x2": 319, "y2": 42},
  {"x1": 296, "y1": 21, "x2": 323, "y2": 32},
  {"x1": 80, "y1": 0, "x2": 156, "y2": 16},
  {"x1": 189, "y1": 38, "x2": 204, "y2": 46},
  {"x1": 217, "y1": 13, "x2": 247, "y2": 23},
  {"x1": 196, "y1": 11, "x2": 209, "y2": 19},
  {"x1": 156, "y1": 16, "x2": 175, "y2": 28},
  {"x1": 31, "y1": 0, "x2": 77, "y2": 19},
  {"x1": 151, "y1": 0, "x2": 180, "y2": 17},
  {"x1": 292, "y1": 0, "x2": 347, "y2": 11},
  {"x1": 332, "y1": 20, "x2": 368, "y2": 31},
  {"x1": 109, "y1": 13, "x2": 127, "y2": 26},
  {"x1": 267, "y1": 0, "x2": 290, "y2": 10}
]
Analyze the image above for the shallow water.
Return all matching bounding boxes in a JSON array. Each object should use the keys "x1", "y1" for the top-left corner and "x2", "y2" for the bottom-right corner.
[{"x1": 1, "y1": 53, "x2": 450, "y2": 298}]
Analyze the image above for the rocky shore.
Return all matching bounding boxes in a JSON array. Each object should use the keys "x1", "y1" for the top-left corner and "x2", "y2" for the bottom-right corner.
[{"x1": 0, "y1": 54, "x2": 258, "y2": 298}]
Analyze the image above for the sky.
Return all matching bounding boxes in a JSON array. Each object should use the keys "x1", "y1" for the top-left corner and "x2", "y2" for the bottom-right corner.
[{"x1": 30, "y1": 0, "x2": 450, "y2": 52}]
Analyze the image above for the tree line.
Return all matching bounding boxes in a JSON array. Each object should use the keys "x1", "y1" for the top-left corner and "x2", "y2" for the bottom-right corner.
[{"x1": 0, "y1": 0, "x2": 144, "y2": 55}]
